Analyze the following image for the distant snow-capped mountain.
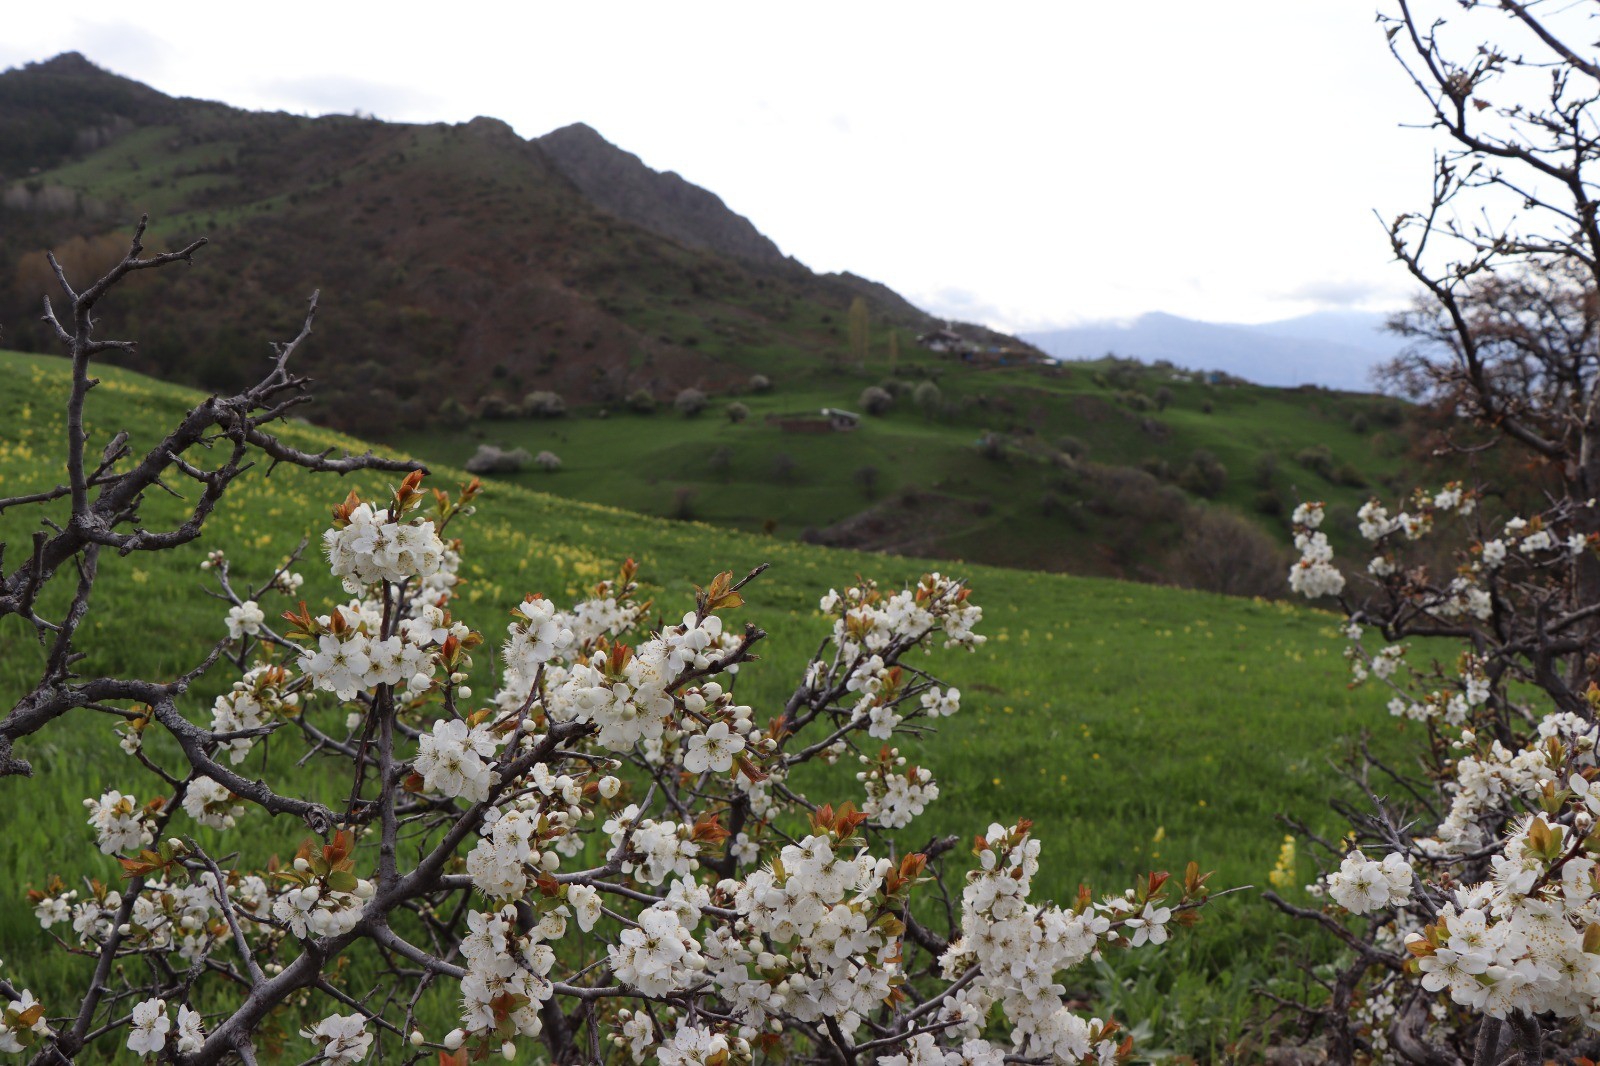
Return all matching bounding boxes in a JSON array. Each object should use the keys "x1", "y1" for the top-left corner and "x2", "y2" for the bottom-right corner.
[{"x1": 1022, "y1": 310, "x2": 1408, "y2": 392}]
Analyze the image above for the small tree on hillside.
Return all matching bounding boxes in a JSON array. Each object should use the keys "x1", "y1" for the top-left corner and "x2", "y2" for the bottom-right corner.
[
  {"x1": 853, "y1": 464, "x2": 881, "y2": 500},
  {"x1": 847, "y1": 295, "x2": 870, "y2": 367}
]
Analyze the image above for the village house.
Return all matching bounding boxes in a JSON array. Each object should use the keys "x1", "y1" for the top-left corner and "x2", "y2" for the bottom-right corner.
[{"x1": 915, "y1": 326, "x2": 972, "y2": 355}]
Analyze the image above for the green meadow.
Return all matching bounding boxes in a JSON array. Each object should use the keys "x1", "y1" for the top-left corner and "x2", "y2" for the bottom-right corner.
[
  {"x1": 391, "y1": 355, "x2": 1411, "y2": 580},
  {"x1": 0, "y1": 349, "x2": 1417, "y2": 1056}
]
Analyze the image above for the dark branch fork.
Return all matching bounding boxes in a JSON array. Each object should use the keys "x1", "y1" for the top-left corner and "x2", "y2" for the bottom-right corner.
[{"x1": 0, "y1": 217, "x2": 421, "y2": 779}]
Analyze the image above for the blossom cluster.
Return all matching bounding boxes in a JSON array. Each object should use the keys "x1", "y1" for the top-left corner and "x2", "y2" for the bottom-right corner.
[
  {"x1": 82, "y1": 790, "x2": 158, "y2": 855},
  {"x1": 1325, "y1": 850, "x2": 1413, "y2": 913},
  {"x1": 457, "y1": 904, "x2": 559, "y2": 1043},
  {"x1": 857, "y1": 747, "x2": 940, "y2": 828},
  {"x1": 296, "y1": 598, "x2": 463, "y2": 702},
  {"x1": 206, "y1": 664, "x2": 296, "y2": 764},
  {"x1": 322, "y1": 497, "x2": 446, "y2": 593},
  {"x1": 936, "y1": 822, "x2": 1194, "y2": 1063},
  {"x1": 1288, "y1": 502, "x2": 1346, "y2": 599}
]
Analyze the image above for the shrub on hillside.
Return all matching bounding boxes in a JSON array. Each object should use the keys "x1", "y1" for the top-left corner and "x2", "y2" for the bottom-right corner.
[
  {"x1": 748, "y1": 372, "x2": 772, "y2": 392},
  {"x1": 1117, "y1": 390, "x2": 1154, "y2": 412},
  {"x1": 477, "y1": 395, "x2": 520, "y2": 420},
  {"x1": 1177, "y1": 449, "x2": 1228, "y2": 498},
  {"x1": 533, "y1": 450, "x2": 562, "y2": 472},
  {"x1": 1089, "y1": 464, "x2": 1188, "y2": 525},
  {"x1": 1139, "y1": 456, "x2": 1172, "y2": 482},
  {"x1": 1056, "y1": 435, "x2": 1088, "y2": 459},
  {"x1": 858, "y1": 385, "x2": 894, "y2": 415},
  {"x1": 912, "y1": 380, "x2": 942, "y2": 418},
  {"x1": 464, "y1": 444, "x2": 532, "y2": 474},
  {"x1": 1253, "y1": 451, "x2": 1278, "y2": 489},
  {"x1": 1331, "y1": 461, "x2": 1367, "y2": 488},
  {"x1": 1170, "y1": 507, "x2": 1290, "y2": 598},
  {"x1": 1137, "y1": 416, "x2": 1170, "y2": 439},
  {"x1": 671, "y1": 484, "x2": 697, "y2": 519},
  {"x1": 437, "y1": 396, "x2": 471, "y2": 428},
  {"x1": 1105, "y1": 361, "x2": 1141, "y2": 390},
  {"x1": 674, "y1": 387, "x2": 708, "y2": 417},
  {"x1": 625, "y1": 387, "x2": 657, "y2": 413},
  {"x1": 1294, "y1": 443, "x2": 1335, "y2": 479},
  {"x1": 520, "y1": 390, "x2": 566, "y2": 418},
  {"x1": 725, "y1": 401, "x2": 749, "y2": 423}
]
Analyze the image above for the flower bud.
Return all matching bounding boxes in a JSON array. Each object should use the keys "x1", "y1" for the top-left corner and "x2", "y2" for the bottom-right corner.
[
  {"x1": 443, "y1": 1029, "x2": 465, "y2": 1051},
  {"x1": 599, "y1": 775, "x2": 621, "y2": 798},
  {"x1": 501, "y1": 1042, "x2": 516, "y2": 1060},
  {"x1": 294, "y1": 857, "x2": 311, "y2": 872},
  {"x1": 410, "y1": 1030, "x2": 425, "y2": 1048},
  {"x1": 458, "y1": 686, "x2": 473, "y2": 699}
]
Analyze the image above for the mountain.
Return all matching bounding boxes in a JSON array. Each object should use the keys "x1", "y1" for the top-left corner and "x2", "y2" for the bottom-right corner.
[
  {"x1": 1023, "y1": 310, "x2": 1407, "y2": 392},
  {"x1": 537, "y1": 122, "x2": 787, "y2": 267},
  {"x1": 0, "y1": 54, "x2": 1035, "y2": 435}
]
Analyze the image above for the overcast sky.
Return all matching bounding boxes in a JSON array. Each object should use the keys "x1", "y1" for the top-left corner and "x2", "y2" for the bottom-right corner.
[{"x1": 1, "y1": 2, "x2": 1446, "y2": 330}]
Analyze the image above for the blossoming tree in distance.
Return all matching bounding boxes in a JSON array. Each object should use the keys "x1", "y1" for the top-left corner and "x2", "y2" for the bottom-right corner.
[
  {"x1": 0, "y1": 226, "x2": 1212, "y2": 1063},
  {"x1": 1274, "y1": 4, "x2": 1600, "y2": 1061}
]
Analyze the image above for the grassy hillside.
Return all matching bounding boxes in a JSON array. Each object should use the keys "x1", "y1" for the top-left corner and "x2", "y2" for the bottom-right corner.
[
  {"x1": 393, "y1": 354, "x2": 1414, "y2": 583},
  {"x1": 0, "y1": 349, "x2": 1418, "y2": 1054}
]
